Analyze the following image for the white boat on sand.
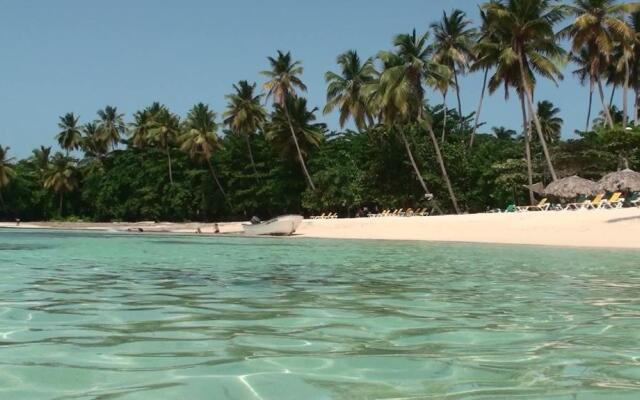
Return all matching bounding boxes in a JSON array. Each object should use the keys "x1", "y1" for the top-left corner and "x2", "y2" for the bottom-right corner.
[{"x1": 242, "y1": 215, "x2": 303, "y2": 236}]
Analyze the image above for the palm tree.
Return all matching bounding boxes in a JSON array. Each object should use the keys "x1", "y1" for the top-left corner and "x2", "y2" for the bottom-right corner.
[
  {"x1": 180, "y1": 103, "x2": 228, "y2": 200},
  {"x1": 223, "y1": 81, "x2": 267, "y2": 181},
  {"x1": 571, "y1": 48, "x2": 598, "y2": 131},
  {"x1": 0, "y1": 146, "x2": 16, "y2": 210},
  {"x1": 56, "y1": 112, "x2": 82, "y2": 155},
  {"x1": 469, "y1": 7, "x2": 494, "y2": 148},
  {"x1": 535, "y1": 100, "x2": 563, "y2": 143},
  {"x1": 31, "y1": 146, "x2": 51, "y2": 174},
  {"x1": 43, "y1": 152, "x2": 77, "y2": 216},
  {"x1": 96, "y1": 105, "x2": 126, "y2": 150},
  {"x1": 477, "y1": 6, "x2": 541, "y2": 204},
  {"x1": 81, "y1": 122, "x2": 108, "y2": 160},
  {"x1": 563, "y1": 0, "x2": 637, "y2": 128},
  {"x1": 427, "y1": 67, "x2": 455, "y2": 143},
  {"x1": 130, "y1": 109, "x2": 153, "y2": 149},
  {"x1": 430, "y1": 9, "x2": 477, "y2": 132},
  {"x1": 323, "y1": 50, "x2": 377, "y2": 131},
  {"x1": 376, "y1": 30, "x2": 460, "y2": 214},
  {"x1": 484, "y1": 0, "x2": 566, "y2": 182},
  {"x1": 148, "y1": 105, "x2": 180, "y2": 185},
  {"x1": 266, "y1": 97, "x2": 325, "y2": 166},
  {"x1": 261, "y1": 50, "x2": 316, "y2": 190},
  {"x1": 492, "y1": 126, "x2": 517, "y2": 140},
  {"x1": 630, "y1": 11, "x2": 640, "y2": 125}
]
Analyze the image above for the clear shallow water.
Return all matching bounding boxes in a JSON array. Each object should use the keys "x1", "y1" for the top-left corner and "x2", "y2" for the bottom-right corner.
[{"x1": 1, "y1": 230, "x2": 640, "y2": 399}]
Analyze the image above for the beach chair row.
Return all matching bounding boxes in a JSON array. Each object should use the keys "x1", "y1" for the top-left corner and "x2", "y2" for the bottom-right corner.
[
  {"x1": 516, "y1": 192, "x2": 637, "y2": 212},
  {"x1": 310, "y1": 212, "x2": 338, "y2": 219},
  {"x1": 369, "y1": 208, "x2": 428, "y2": 217}
]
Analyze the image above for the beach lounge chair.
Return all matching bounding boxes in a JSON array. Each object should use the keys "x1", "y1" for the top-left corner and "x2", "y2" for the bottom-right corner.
[
  {"x1": 598, "y1": 192, "x2": 625, "y2": 209},
  {"x1": 630, "y1": 193, "x2": 640, "y2": 207},
  {"x1": 404, "y1": 208, "x2": 414, "y2": 216},
  {"x1": 565, "y1": 193, "x2": 604, "y2": 210},
  {"x1": 311, "y1": 213, "x2": 325, "y2": 219},
  {"x1": 518, "y1": 198, "x2": 550, "y2": 212},
  {"x1": 375, "y1": 209, "x2": 390, "y2": 217}
]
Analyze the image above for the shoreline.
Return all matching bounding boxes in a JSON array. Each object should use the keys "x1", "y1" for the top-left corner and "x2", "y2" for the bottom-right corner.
[{"x1": 2, "y1": 207, "x2": 640, "y2": 249}]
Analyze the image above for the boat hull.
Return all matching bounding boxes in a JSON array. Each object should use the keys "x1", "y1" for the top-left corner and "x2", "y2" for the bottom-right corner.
[{"x1": 242, "y1": 215, "x2": 303, "y2": 236}]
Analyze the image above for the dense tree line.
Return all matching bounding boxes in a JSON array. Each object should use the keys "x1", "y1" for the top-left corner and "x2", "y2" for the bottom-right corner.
[{"x1": 2, "y1": 0, "x2": 640, "y2": 222}]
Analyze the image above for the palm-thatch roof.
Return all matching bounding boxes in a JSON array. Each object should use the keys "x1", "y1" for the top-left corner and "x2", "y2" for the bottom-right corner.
[
  {"x1": 543, "y1": 176, "x2": 599, "y2": 198},
  {"x1": 598, "y1": 169, "x2": 640, "y2": 192},
  {"x1": 523, "y1": 182, "x2": 545, "y2": 194}
]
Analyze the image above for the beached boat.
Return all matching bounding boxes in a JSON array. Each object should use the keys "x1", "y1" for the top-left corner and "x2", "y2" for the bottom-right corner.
[{"x1": 242, "y1": 215, "x2": 303, "y2": 236}]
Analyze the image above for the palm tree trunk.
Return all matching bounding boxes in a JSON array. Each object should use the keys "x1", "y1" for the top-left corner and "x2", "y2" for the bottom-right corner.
[
  {"x1": 284, "y1": 104, "x2": 316, "y2": 191},
  {"x1": 59, "y1": 192, "x2": 64, "y2": 216},
  {"x1": 597, "y1": 77, "x2": 615, "y2": 128},
  {"x1": 469, "y1": 68, "x2": 488, "y2": 149},
  {"x1": 635, "y1": 85, "x2": 640, "y2": 126},
  {"x1": 206, "y1": 157, "x2": 229, "y2": 202},
  {"x1": 623, "y1": 57, "x2": 630, "y2": 128},
  {"x1": 245, "y1": 135, "x2": 260, "y2": 183},
  {"x1": 521, "y1": 93, "x2": 535, "y2": 206},
  {"x1": 441, "y1": 90, "x2": 448, "y2": 143},
  {"x1": 0, "y1": 190, "x2": 5, "y2": 211},
  {"x1": 518, "y1": 51, "x2": 558, "y2": 181},
  {"x1": 609, "y1": 84, "x2": 617, "y2": 109},
  {"x1": 400, "y1": 129, "x2": 431, "y2": 197},
  {"x1": 453, "y1": 68, "x2": 463, "y2": 132},
  {"x1": 166, "y1": 146, "x2": 174, "y2": 185},
  {"x1": 424, "y1": 121, "x2": 461, "y2": 214},
  {"x1": 586, "y1": 80, "x2": 594, "y2": 132}
]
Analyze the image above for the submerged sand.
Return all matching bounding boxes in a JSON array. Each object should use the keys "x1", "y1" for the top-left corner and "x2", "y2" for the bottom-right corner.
[{"x1": 2, "y1": 208, "x2": 639, "y2": 249}]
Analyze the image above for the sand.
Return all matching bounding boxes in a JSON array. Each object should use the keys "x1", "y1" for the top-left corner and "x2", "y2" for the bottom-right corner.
[{"x1": 2, "y1": 208, "x2": 640, "y2": 249}]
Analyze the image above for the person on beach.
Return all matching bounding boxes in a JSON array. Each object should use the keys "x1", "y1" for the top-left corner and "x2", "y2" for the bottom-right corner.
[
  {"x1": 213, "y1": 223, "x2": 220, "y2": 234},
  {"x1": 15, "y1": 218, "x2": 20, "y2": 226}
]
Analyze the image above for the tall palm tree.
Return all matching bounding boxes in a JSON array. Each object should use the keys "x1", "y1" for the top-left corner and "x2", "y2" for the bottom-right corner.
[
  {"x1": 56, "y1": 112, "x2": 82, "y2": 155},
  {"x1": 261, "y1": 50, "x2": 316, "y2": 190},
  {"x1": 484, "y1": 0, "x2": 566, "y2": 181},
  {"x1": 562, "y1": 0, "x2": 637, "y2": 128},
  {"x1": 323, "y1": 50, "x2": 377, "y2": 131},
  {"x1": 148, "y1": 105, "x2": 180, "y2": 185},
  {"x1": 31, "y1": 145, "x2": 51, "y2": 174},
  {"x1": 180, "y1": 103, "x2": 228, "y2": 201},
  {"x1": 469, "y1": 7, "x2": 502, "y2": 148},
  {"x1": 130, "y1": 109, "x2": 153, "y2": 149},
  {"x1": 223, "y1": 81, "x2": 267, "y2": 181},
  {"x1": 43, "y1": 152, "x2": 77, "y2": 216},
  {"x1": 477, "y1": 5, "x2": 541, "y2": 204},
  {"x1": 535, "y1": 100, "x2": 563, "y2": 143},
  {"x1": 266, "y1": 97, "x2": 325, "y2": 165},
  {"x1": 0, "y1": 146, "x2": 16, "y2": 210},
  {"x1": 376, "y1": 30, "x2": 460, "y2": 214},
  {"x1": 630, "y1": 11, "x2": 640, "y2": 125},
  {"x1": 81, "y1": 122, "x2": 108, "y2": 160},
  {"x1": 430, "y1": 9, "x2": 477, "y2": 132},
  {"x1": 97, "y1": 105, "x2": 126, "y2": 150},
  {"x1": 571, "y1": 48, "x2": 598, "y2": 131},
  {"x1": 427, "y1": 66, "x2": 455, "y2": 143},
  {"x1": 627, "y1": 11, "x2": 640, "y2": 125}
]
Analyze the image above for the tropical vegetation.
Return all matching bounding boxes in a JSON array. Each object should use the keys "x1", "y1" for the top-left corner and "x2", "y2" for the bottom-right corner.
[{"x1": 3, "y1": 0, "x2": 640, "y2": 222}]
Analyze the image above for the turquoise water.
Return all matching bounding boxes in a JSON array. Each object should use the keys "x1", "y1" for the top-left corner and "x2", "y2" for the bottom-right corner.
[{"x1": 1, "y1": 230, "x2": 640, "y2": 399}]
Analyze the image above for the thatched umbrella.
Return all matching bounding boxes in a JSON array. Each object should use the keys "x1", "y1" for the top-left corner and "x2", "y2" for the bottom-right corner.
[
  {"x1": 543, "y1": 176, "x2": 599, "y2": 199},
  {"x1": 598, "y1": 169, "x2": 640, "y2": 192}
]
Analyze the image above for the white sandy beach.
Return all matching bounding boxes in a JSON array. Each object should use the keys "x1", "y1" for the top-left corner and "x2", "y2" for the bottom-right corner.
[{"x1": 2, "y1": 208, "x2": 640, "y2": 249}]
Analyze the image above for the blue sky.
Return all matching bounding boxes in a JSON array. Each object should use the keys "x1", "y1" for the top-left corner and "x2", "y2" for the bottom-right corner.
[{"x1": 0, "y1": 0, "x2": 622, "y2": 158}]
